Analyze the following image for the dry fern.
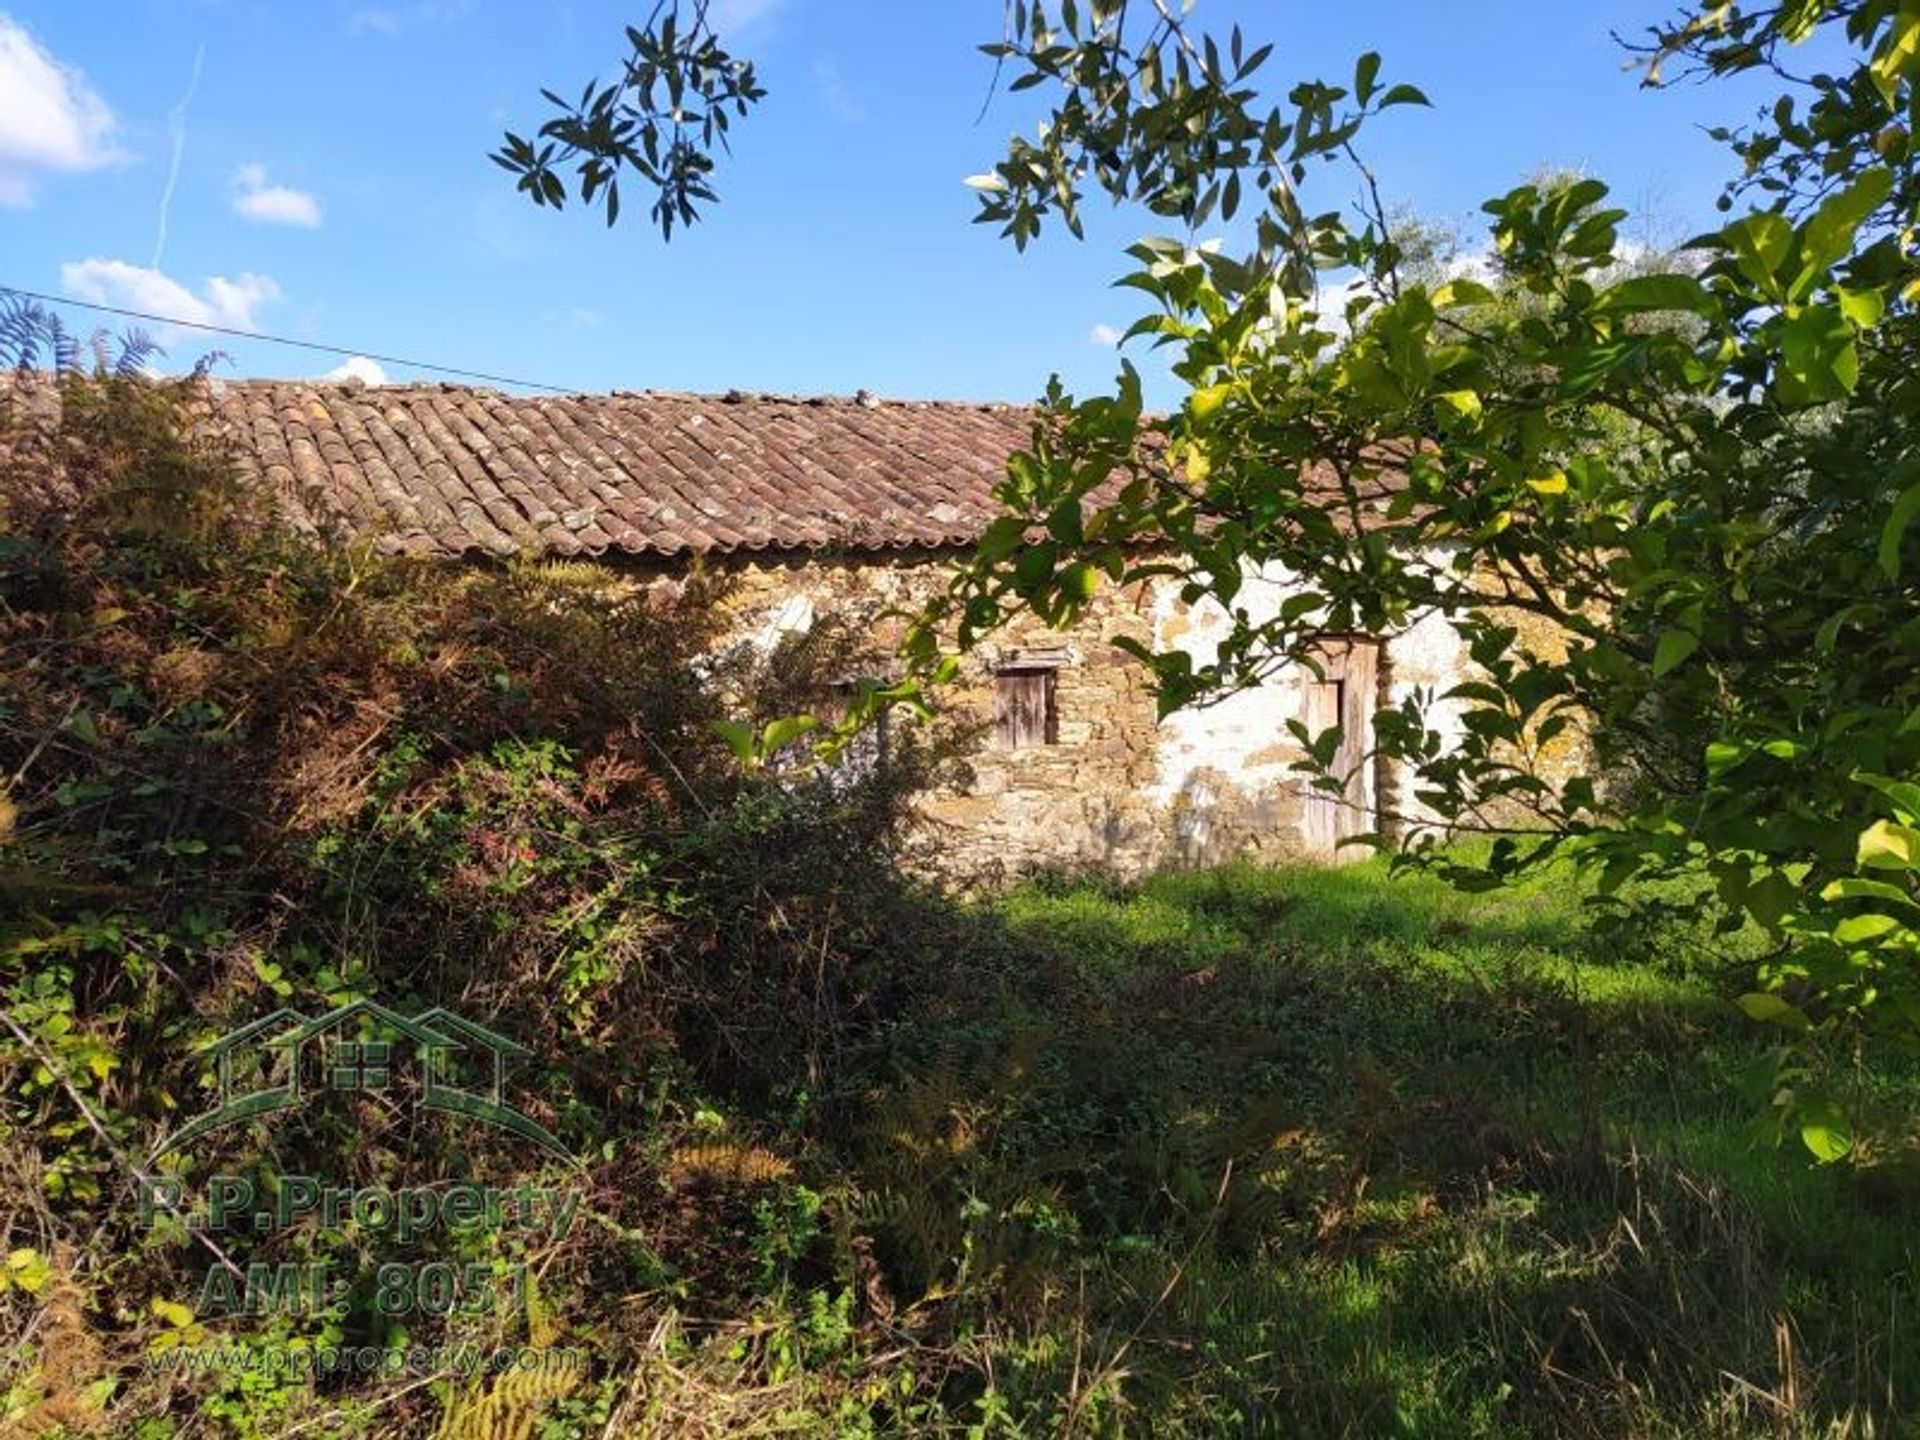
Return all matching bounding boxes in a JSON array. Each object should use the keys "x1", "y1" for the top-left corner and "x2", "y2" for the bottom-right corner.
[
  {"x1": 14, "y1": 1249, "x2": 107, "y2": 1436},
  {"x1": 430, "y1": 1277, "x2": 580, "y2": 1440},
  {"x1": 665, "y1": 1141, "x2": 794, "y2": 1188}
]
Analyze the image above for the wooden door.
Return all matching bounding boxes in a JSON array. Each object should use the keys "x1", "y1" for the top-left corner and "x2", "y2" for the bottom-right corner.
[{"x1": 1300, "y1": 639, "x2": 1379, "y2": 856}]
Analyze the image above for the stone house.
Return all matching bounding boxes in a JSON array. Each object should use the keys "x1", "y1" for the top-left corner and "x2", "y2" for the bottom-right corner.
[{"x1": 203, "y1": 380, "x2": 1472, "y2": 876}]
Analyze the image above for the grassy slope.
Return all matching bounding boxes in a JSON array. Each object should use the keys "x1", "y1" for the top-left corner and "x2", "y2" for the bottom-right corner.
[{"x1": 813, "y1": 858, "x2": 1920, "y2": 1437}]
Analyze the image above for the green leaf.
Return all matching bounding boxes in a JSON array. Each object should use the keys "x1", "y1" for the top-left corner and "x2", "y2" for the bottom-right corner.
[
  {"x1": 1858, "y1": 818, "x2": 1920, "y2": 870},
  {"x1": 4, "y1": 1247, "x2": 51, "y2": 1296},
  {"x1": 1879, "y1": 482, "x2": 1920, "y2": 580},
  {"x1": 1799, "y1": 1101, "x2": 1853, "y2": 1163},
  {"x1": 1836, "y1": 285, "x2": 1886, "y2": 329},
  {"x1": 1822, "y1": 877, "x2": 1918, "y2": 906},
  {"x1": 1796, "y1": 168, "x2": 1893, "y2": 290},
  {"x1": 1045, "y1": 499, "x2": 1084, "y2": 545},
  {"x1": 1188, "y1": 383, "x2": 1233, "y2": 422},
  {"x1": 1652, "y1": 628, "x2": 1699, "y2": 677},
  {"x1": 1722, "y1": 212, "x2": 1793, "y2": 294},
  {"x1": 1705, "y1": 741, "x2": 1749, "y2": 776},
  {"x1": 761, "y1": 715, "x2": 820, "y2": 753},
  {"x1": 1856, "y1": 771, "x2": 1920, "y2": 821},
  {"x1": 1556, "y1": 338, "x2": 1641, "y2": 399},
  {"x1": 1060, "y1": 561, "x2": 1099, "y2": 602},
  {"x1": 1377, "y1": 83, "x2": 1430, "y2": 108},
  {"x1": 151, "y1": 1296, "x2": 196, "y2": 1327},
  {"x1": 978, "y1": 515, "x2": 1028, "y2": 563},
  {"x1": 1871, "y1": 10, "x2": 1920, "y2": 104},
  {"x1": 1744, "y1": 870, "x2": 1798, "y2": 928},
  {"x1": 711, "y1": 719, "x2": 756, "y2": 764},
  {"x1": 1014, "y1": 542, "x2": 1058, "y2": 595},
  {"x1": 1599, "y1": 273, "x2": 1716, "y2": 316},
  {"x1": 1432, "y1": 278, "x2": 1495, "y2": 308},
  {"x1": 1778, "y1": 303, "x2": 1858, "y2": 400},
  {"x1": 1354, "y1": 51, "x2": 1381, "y2": 106},
  {"x1": 1736, "y1": 992, "x2": 1811, "y2": 1030},
  {"x1": 1834, "y1": 912, "x2": 1901, "y2": 945}
]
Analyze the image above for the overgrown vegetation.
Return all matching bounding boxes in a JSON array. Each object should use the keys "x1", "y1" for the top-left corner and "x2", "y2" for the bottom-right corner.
[
  {"x1": 910, "y1": 1, "x2": 1920, "y2": 1160},
  {"x1": 4, "y1": 374, "x2": 1917, "y2": 1437},
  {"x1": 0, "y1": 373, "x2": 959, "y2": 1435},
  {"x1": 517, "y1": 0, "x2": 1920, "y2": 1159}
]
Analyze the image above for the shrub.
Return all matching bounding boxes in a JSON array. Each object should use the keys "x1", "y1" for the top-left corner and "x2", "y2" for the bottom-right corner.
[{"x1": 0, "y1": 372, "x2": 955, "y2": 1434}]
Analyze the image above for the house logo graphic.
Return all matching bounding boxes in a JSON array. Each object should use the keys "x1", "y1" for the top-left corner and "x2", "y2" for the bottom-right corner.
[{"x1": 152, "y1": 1000, "x2": 569, "y2": 1159}]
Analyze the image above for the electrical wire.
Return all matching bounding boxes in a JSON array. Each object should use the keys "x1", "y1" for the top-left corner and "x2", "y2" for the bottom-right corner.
[{"x1": 0, "y1": 284, "x2": 581, "y2": 394}]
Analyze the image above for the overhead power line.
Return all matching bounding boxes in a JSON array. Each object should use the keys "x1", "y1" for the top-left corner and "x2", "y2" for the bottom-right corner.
[{"x1": 0, "y1": 284, "x2": 580, "y2": 395}]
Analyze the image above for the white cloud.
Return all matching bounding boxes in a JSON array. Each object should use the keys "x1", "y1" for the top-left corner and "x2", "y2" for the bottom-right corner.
[
  {"x1": 347, "y1": 8, "x2": 402, "y2": 37},
  {"x1": 706, "y1": 0, "x2": 782, "y2": 36},
  {"x1": 232, "y1": 163, "x2": 323, "y2": 228},
  {"x1": 322, "y1": 355, "x2": 389, "y2": 385},
  {"x1": 811, "y1": 59, "x2": 862, "y2": 125},
  {"x1": 1088, "y1": 323, "x2": 1123, "y2": 348},
  {"x1": 0, "y1": 13, "x2": 120, "y2": 207},
  {"x1": 1445, "y1": 251, "x2": 1501, "y2": 287},
  {"x1": 60, "y1": 259, "x2": 281, "y2": 339},
  {"x1": 348, "y1": 1, "x2": 471, "y2": 37}
]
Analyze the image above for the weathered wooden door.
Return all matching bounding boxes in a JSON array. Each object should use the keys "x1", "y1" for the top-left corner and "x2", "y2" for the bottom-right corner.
[{"x1": 1299, "y1": 639, "x2": 1379, "y2": 856}]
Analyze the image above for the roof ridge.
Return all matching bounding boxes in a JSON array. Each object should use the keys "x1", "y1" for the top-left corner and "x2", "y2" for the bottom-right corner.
[{"x1": 208, "y1": 376, "x2": 1031, "y2": 412}]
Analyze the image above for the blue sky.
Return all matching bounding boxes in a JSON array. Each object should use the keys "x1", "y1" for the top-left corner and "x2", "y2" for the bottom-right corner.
[{"x1": 0, "y1": 3, "x2": 1810, "y2": 403}]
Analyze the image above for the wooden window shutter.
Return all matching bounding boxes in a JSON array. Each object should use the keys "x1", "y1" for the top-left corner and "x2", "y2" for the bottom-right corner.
[{"x1": 994, "y1": 668, "x2": 1057, "y2": 748}]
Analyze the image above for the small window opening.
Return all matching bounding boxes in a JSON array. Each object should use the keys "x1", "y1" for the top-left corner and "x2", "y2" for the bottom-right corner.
[{"x1": 994, "y1": 667, "x2": 1058, "y2": 749}]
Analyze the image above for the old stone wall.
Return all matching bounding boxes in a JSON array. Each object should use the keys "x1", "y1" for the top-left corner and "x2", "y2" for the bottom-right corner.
[{"x1": 692, "y1": 550, "x2": 1418, "y2": 879}]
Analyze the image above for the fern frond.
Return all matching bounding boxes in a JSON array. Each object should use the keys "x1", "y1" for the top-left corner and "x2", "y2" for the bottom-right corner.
[
  {"x1": 112, "y1": 328, "x2": 165, "y2": 378},
  {"x1": 48, "y1": 317, "x2": 79, "y2": 378},
  {"x1": 0, "y1": 293, "x2": 54, "y2": 370}
]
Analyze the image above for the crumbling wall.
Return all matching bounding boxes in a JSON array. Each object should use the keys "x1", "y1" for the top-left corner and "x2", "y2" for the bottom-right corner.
[{"x1": 699, "y1": 551, "x2": 1384, "y2": 878}]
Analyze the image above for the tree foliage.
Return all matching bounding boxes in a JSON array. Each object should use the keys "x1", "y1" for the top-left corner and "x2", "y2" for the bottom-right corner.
[
  {"x1": 932, "y1": 2, "x2": 1920, "y2": 1158},
  {"x1": 491, "y1": 0, "x2": 765, "y2": 236},
  {"x1": 509, "y1": 1, "x2": 1920, "y2": 1157}
]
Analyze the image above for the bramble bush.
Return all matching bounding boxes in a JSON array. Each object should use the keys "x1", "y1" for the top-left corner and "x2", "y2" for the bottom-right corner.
[{"x1": 0, "y1": 369, "x2": 966, "y2": 1435}]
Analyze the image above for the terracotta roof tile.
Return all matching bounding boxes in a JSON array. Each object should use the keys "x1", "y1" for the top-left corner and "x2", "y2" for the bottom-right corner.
[
  {"x1": 5, "y1": 376, "x2": 1401, "y2": 557},
  {"x1": 190, "y1": 381, "x2": 1041, "y2": 559}
]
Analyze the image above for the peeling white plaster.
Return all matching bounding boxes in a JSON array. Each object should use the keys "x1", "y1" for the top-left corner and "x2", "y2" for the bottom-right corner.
[
  {"x1": 1144, "y1": 566, "x2": 1313, "y2": 824},
  {"x1": 752, "y1": 593, "x2": 816, "y2": 651},
  {"x1": 1384, "y1": 599, "x2": 1470, "y2": 828}
]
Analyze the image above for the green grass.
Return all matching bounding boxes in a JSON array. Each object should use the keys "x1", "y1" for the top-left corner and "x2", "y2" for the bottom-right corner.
[{"x1": 805, "y1": 856, "x2": 1920, "y2": 1436}]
